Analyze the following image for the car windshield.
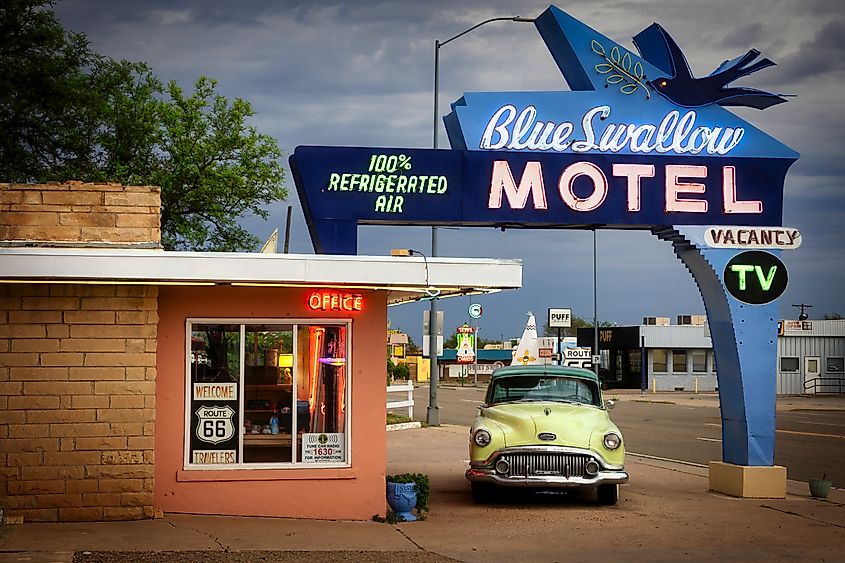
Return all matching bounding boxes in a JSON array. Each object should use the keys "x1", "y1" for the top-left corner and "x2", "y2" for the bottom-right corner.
[{"x1": 487, "y1": 375, "x2": 600, "y2": 406}]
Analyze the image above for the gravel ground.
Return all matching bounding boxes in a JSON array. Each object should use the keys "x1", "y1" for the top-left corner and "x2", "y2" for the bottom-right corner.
[{"x1": 72, "y1": 551, "x2": 461, "y2": 562}]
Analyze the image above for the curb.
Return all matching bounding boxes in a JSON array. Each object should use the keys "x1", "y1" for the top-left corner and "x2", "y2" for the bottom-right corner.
[{"x1": 387, "y1": 422, "x2": 422, "y2": 431}]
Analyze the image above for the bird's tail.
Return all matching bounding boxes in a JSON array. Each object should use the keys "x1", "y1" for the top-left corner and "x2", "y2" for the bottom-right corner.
[
  {"x1": 711, "y1": 49, "x2": 776, "y2": 81},
  {"x1": 735, "y1": 56, "x2": 776, "y2": 79}
]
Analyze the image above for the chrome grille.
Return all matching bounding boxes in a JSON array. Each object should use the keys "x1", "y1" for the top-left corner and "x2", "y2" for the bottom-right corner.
[{"x1": 499, "y1": 452, "x2": 593, "y2": 478}]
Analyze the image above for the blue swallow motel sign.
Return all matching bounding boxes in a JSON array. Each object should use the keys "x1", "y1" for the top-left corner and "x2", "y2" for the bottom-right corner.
[{"x1": 291, "y1": 5, "x2": 799, "y2": 475}]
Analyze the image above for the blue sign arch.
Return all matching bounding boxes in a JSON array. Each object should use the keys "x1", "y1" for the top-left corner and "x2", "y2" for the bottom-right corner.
[{"x1": 291, "y1": 5, "x2": 799, "y2": 472}]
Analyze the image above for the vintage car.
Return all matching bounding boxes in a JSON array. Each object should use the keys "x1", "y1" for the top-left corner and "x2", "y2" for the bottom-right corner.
[{"x1": 465, "y1": 365, "x2": 627, "y2": 504}]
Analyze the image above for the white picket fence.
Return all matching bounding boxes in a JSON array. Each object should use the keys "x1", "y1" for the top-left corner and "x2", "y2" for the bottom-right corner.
[{"x1": 386, "y1": 381, "x2": 414, "y2": 418}]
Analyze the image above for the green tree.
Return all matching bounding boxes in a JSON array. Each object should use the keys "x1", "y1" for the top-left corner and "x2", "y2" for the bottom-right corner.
[
  {"x1": 1, "y1": 1, "x2": 286, "y2": 251},
  {"x1": 406, "y1": 335, "x2": 421, "y2": 355},
  {"x1": 151, "y1": 76, "x2": 285, "y2": 251},
  {"x1": 0, "y1": 0, "x2": 96, "y2": 182},
  {"x1": 79, "y1": 59, "x2": 163, "y2": 184}
]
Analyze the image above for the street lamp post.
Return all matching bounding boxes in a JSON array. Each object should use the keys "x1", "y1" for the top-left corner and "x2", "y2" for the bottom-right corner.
[
  {"x1": 593, "y1": 228, "x2": 599, "y2": 371},
  {"x1": 427, "y1": 15, "x2": 534, "y2": 426}
]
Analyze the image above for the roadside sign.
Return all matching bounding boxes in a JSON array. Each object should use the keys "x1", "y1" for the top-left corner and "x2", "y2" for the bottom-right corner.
[
  {"x1": 456, "y1": 324, "x2": 476, "y2": 364},
  {"x1": 548, "y1": 308, "x2": 572, "y2": 328},
  {"x1": 468, "y1": 303, "x2": 483, "y2": 319}
]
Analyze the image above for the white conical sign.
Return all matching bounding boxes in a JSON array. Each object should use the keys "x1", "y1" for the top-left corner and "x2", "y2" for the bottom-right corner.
[{"x1": 511, "y1": 312, "x2": 543, "y2": 366}]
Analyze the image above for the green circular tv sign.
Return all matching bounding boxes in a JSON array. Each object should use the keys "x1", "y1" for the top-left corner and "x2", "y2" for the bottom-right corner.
[{"x1": 723, "y1": 251, "x2": 788, "y2": 305}]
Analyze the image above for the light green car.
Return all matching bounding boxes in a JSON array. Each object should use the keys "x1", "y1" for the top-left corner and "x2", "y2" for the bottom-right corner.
[{"x1": 466, "y1": 365, "x2": 628, "y2": 505}]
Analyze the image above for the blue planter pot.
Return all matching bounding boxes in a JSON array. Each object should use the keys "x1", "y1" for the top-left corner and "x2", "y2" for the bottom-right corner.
[{"x1": 386, "y1": 481, "x2": 417, "y2": 521}]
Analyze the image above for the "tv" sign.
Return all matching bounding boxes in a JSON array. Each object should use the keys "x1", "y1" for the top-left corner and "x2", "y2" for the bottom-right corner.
[{"x1": 723, "y1": 251, "x2": 788, "y2": 305}]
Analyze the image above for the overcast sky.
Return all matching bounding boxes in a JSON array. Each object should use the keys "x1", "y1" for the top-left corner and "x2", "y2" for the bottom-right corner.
[{"x1": 54, "y1": 0, "x2": 844, "y2": 342}]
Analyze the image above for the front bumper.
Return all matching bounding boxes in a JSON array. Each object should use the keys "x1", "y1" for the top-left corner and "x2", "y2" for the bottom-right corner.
[{"x1": 465, "y1": 445, "x2": 628, "y2": 489}]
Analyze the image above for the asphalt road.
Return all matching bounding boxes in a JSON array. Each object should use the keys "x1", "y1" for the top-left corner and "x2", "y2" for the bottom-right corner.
[{"x1": 409, "y1": 384, "x2": 845, "y2": 485}]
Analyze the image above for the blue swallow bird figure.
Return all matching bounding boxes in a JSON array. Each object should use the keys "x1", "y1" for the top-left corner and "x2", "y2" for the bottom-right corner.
[{"x1": 632, "y1": 23, "x2": 788, "y2": 109}]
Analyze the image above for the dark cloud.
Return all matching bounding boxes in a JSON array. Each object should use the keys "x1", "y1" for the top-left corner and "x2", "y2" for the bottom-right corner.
[
  {"x1": 774, "y1": 19, "x2": 845, "y2": 81},
  {"x1": 717, "y1": 23, "x2": 768, "y2": 49}
]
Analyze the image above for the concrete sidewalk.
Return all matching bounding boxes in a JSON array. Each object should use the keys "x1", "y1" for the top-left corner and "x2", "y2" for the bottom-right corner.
[{"x1": 2, "y1": 425, "x2": 843, "y2": 562}]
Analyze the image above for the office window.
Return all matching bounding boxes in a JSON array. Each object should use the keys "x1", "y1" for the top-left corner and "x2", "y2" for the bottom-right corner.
[
  {"x1": 187, "y1": 320, "x2": 350, "y2": 469},
  {"x1": 780, "y1": 357, "x2": 799, "y2": 372},
  {"x1": 692, "y1": 350, "x2": 708, "y2": 372},
  {"x1": 653, "y1": 349, "x2": 668, "y2": 373},
  {"x1": 827, "y1": 357, "x2": 844, "y2": 373},
  {"x1": 672, "y1": 350, "x2": 688, "y2": 373}
]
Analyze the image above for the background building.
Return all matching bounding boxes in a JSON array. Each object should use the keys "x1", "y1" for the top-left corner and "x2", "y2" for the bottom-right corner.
[
  {"x1": 777, "y1": 320, "x2": 845, "y2": 395},
  {"x1": 578, "y1": 316, "x2": 844, "y2": 395}
]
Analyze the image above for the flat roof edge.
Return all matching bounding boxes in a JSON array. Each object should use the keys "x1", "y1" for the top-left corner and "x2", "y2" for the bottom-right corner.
[{"x1": 0, "y1": 247, "x2": 522, "y2": 292}]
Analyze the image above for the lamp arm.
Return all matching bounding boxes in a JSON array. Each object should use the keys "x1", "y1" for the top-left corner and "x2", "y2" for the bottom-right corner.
[{"x1": 439, "y1": 16, "x2": 534, "y2": 47}]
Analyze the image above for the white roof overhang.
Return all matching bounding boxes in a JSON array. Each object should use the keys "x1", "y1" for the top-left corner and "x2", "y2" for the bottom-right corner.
[{"x1": 0, "y1": 248, "x2": 522, "y2": 305}]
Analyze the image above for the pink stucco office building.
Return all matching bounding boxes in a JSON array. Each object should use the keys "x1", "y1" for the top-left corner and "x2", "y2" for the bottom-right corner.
[{"x1": 0, "y1": 182, "x2": 521, "y2": 522}]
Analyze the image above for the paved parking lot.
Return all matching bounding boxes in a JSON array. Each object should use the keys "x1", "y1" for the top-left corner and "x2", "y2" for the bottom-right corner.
[{"x1": 3, "y1": 423, "x2": 842, "y2": 562}]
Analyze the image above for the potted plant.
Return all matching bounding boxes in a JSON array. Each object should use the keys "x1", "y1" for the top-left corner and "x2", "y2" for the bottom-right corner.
[
  {"x1": 386, "y1": 473, "x2": 430, "y2": 521},
  {"x1": 809, "y1": 474, "x2": 832, "y2": 499}
]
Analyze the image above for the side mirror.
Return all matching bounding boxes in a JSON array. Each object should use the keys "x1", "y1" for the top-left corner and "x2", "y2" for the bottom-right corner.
[{"x1": 603, "y1": 399, "x2": 616, "y2": 411}]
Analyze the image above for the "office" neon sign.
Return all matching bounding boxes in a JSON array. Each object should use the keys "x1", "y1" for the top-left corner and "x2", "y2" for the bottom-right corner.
[{"x1": 307, "y1": 291, "x2": 364, "y2": 312}]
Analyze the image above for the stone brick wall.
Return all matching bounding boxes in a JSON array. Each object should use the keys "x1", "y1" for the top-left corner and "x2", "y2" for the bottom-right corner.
[
  {"x1": 0, "y1": 182, "x2": 160, "y2": 246},
  {"x1": 1, "y1": 182, "x2": 160, "y2": 522},
  {"x1": 0, "y1": 284, "x2": 158, "y2": 521}
]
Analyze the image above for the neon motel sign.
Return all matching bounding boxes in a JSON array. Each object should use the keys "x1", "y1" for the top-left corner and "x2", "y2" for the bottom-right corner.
[{"x1": 291, "y1": 6, "x2": 797, "y2": 255}]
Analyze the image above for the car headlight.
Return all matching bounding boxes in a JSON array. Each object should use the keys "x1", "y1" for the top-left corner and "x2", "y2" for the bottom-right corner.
[
  {"x1": 603, "y1": 432, "x2": 621, "y2": 450},
  {"x1": 473, "y1": 428, "x2": 492, "y2": 447}
]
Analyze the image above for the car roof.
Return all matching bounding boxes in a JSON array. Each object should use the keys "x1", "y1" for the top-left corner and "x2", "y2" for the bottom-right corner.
[{"x1": 490, "y1": 365, "x2": 599, "y2": 383}]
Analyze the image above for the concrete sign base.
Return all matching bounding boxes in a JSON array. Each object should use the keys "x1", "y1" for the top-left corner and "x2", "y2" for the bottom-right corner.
[{"x1": 709, "y1": 461, "x2": 787, "y2": 498}]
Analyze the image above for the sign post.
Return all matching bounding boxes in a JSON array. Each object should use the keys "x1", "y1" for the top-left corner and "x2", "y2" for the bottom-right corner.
[{"x1": 469, "y1": 303, "x2": 483, "y2": 384}]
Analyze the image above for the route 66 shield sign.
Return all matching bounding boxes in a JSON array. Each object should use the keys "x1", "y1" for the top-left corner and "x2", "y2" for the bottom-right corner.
[{"x1": 195, "y1": 405, "x2": 236, "y2": 444}]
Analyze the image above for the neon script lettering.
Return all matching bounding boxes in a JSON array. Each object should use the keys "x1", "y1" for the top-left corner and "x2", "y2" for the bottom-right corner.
[
  {"x1": 480, "y1": 105, "x2": 745, "y2": 156},
  {"x1": 707, "y1": 228, "x2": 801, "y2": 248}
]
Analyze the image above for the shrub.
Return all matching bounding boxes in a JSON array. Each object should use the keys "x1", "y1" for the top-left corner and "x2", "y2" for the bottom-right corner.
[
  {"x1": 387, "y1": 412, "x2": 413, "y2": 425},
  {"x1": 393, "y1": 363, "x2": 410, "y2": 380}
]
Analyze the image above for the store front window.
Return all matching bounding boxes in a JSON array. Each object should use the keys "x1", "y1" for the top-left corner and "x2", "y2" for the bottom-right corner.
[
  {"x1": 692, "y1": 350, "x2": 708, "y2": 372},
  {"x1": 672, "y1": 350, "x2": 688, "y2": 373},
  {"x1": 653, "y1": 349, "x2": 668, "y2": 372},
  {"x1": 186, "y1": 320, "x2": 350, "y2": 469}
]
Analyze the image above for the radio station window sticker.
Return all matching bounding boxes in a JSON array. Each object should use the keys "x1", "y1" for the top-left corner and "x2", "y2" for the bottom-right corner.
[{"x1": 186, "y1": 321, "x2": 350, "y2": 469}]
